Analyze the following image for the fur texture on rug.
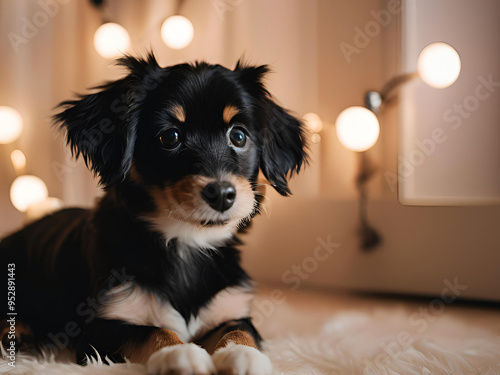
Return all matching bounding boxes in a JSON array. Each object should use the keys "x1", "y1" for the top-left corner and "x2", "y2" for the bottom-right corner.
[{"x1": 1, "y1": 306, "x2": 499, "y2": 375}]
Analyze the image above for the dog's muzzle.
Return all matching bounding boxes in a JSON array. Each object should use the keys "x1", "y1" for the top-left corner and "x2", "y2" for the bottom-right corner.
[{"x1": 201, "y1": 181, "x2": 236, "y2": 212}]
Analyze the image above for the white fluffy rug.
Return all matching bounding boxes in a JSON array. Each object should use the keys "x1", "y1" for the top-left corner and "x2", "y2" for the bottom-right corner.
[{"x1": 1, "y1": 289, "x2": 500, "y2": 374}]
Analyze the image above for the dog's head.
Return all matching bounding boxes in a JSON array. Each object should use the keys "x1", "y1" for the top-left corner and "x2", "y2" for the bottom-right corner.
[{"x1": 55, "y1": 53, "x2": 307, "y2": 248}]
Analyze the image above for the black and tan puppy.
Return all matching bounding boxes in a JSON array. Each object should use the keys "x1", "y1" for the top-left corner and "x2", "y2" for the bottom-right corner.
[{"x1": 0, "y1": 53, "x2": 306, "y2": 374}]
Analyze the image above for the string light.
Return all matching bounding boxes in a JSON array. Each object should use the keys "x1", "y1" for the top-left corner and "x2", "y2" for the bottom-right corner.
[
  {"x1": 161, "y1": 15, "x2": 194, "y2": 49},
  {"x1": 10, "y1": 150, "x2": 26, "y2": 174},
  {"x1": 311, "y1": 133, "x2": 322, "y2": 144},
  {"x1": 10, "y1": 175, "x2": 49, "y2": 212},
  {"x1": 335, "y1": 106, "x2": 380, "y2": 152},
  {"x1": 417, "y1": 42, "x2": 461, "y2": 89},
  {"x1": 0, "y1": 106, "x2": 23, "y2": 144},
  {"x1": 94, "y1": 22, "x2": 130, "y2": 59},
  {"x1": 303, "y1": 112, "x2": 323, "y2": 133},
  {"x1": 25, "y1": 197, "x2": 64, "y2": 222}
]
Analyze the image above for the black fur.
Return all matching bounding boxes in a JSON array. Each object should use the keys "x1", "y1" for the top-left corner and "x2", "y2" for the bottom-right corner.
[{"x1": 0, "y1": 53, "x2": 307, "y2": 365}]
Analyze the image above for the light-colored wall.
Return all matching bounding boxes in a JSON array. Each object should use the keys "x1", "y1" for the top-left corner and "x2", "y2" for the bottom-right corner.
[
  {"x1": 239, "y1": 0, "x2": 500, "y2": 301},
  {"x1": 1, "y1": 0, "x2": 499, "y2": 301}
]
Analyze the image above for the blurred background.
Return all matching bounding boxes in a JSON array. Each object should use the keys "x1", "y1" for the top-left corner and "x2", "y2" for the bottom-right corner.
[{"x1": 1, "y1": 0, "x2": 499, "y2": 301}]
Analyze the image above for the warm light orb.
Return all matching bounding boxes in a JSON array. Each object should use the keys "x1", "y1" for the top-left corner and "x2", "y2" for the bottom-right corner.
[
  {"x1": 417, "y1": 42, "x2": 461, "y2": 88},
  {"x1": 311, "y1": 133, "x2": 321, "y2": 144},
  {"x1": 0, "y1": 106, "x2": 23, "y2": 144},
  {"x1": 94, "y1": 22, "x2": 130, "y2": 59},
  {"x1": 25, "y1": 197, "x2": 63, "y2": 222},
  {"x1": 10, "y1": 175, "x2": 49, "y2": 212},
  {"x1": 335, "y1": 106, "x2": 380, "y2": 152},
  {"x1": 10, "y1": 149, "x2": 26, "y2": 172},
  {"x1": 303, "y1": 112, "x2": 323, "y2": 133},
  {"x1": 161, "y1": 16, "x2": 194, "y2": 49}
]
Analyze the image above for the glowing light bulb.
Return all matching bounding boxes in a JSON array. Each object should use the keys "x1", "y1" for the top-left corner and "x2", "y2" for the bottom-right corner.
[
  {"x1": 303, "y1": 112, "x2": 323, "y2": 133},
  {"x1": 25, "y1": 197, "x2": 63, "y2": 222},
  {"x1": 0, "y1": 106, "x2": 23, "y2": 144},
  {"x1": 10, "y1": 149, "x2": 26, "y2": 173},
  {"x1": 161, "y1": 16, "x2": 194, "y2": 49},
  {"x1": 10, "y1": 175, "x2": 49, "y2": 212},
  {"x1": 335, "y1": 106, "x2": 380, "y2": 152},
  {"x1": 311, "y1": 133, "x2": 321, "y2": 144},
  {"x1": 417, "y1": 42, "x2": 461, "y2": 89},
  {"x1": 94, "y1": 23, "x2": 130, "y2": 59}
]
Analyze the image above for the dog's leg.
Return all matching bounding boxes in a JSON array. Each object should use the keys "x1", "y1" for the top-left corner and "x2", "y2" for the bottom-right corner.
[
  {"x1": 144, "y1": 334, "x2": 215, "y2": 375},
  {"x1": 77, "y1": 319, "x2": 215, "y2": 374},
  {"x1": 0, "y1": 319, "x2": 36, "y2": 352},
  {"x1": 198, "y1": 318, "x2": 273, "y2": 375}
]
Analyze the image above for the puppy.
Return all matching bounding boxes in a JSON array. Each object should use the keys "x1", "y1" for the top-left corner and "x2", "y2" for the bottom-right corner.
[{"x1": 0, "y1": 53, "x2": 306, "y2": 374}]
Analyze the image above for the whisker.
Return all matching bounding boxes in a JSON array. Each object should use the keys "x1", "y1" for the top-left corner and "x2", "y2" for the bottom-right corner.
[
  {"x1": 254, "y1": 182, "x2": 272, "y2": 188},
  {"x1": 258, "y1": 197, "x2": 272, "y2": 217},
  {"x1": 192, "y1": 175, "x2": 208, "y2": 183}
]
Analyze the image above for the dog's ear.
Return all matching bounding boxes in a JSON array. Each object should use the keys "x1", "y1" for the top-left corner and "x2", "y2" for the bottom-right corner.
[
  {"x1": 259, "y1": 103, "x2": 308, "y2": 196},
  {"x1": 54, "y1": 53, "x2": 164, "y2": 186},
  {"x1": 235, "y1": 62, "x2": 308, "y2": 196}
]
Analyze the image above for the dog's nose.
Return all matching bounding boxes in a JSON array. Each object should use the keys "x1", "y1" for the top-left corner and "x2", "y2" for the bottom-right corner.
[{"x1": 201, "y1": 182, "x2": 236, "y2": 212}]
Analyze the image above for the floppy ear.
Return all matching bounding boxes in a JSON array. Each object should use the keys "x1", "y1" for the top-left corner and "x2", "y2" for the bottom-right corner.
[
  {"x1": 54, "y1": 53, "x2": 163, "y2": 186},
  {"x1": 235, "y1": 62, "x2": 308, "y2": 196},
  {"x1": 259, "y1": 102, "x2": 307, "y2": 196}
]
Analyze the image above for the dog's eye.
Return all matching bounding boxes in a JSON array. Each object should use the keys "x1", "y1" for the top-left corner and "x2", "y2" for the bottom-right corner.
[
  {"x1": 229, "y1": 127, "x2": 247, "y2": 148},
  {"x1": 159, "y1": 128, "x2": 181, "y2": 150}
]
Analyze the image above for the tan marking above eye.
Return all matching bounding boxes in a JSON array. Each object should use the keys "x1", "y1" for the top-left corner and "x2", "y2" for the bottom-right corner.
[
  {"x1": 223, "y1": 105, "x2": 239, "y2": 124},
  {"x1": 170, "y1": 104, "x2": 186, "y2": 123}
]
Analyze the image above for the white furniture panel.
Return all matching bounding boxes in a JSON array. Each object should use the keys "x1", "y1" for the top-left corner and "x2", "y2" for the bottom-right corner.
[{"x1": 400, "y1": 0, "x2": 500, "y2": 205}]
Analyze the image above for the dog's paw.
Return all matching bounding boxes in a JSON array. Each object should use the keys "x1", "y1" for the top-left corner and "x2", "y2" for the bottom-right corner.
[
  {"x1": 146, "y1": 343, "x2": 215, "y2": 375},
  {"x1": 212, "y1": 343, "x2": 273, "y2": 375}
]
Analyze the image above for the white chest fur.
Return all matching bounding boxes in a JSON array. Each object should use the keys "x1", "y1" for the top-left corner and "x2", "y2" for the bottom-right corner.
[{"x1": 98, "y1": 282, "x2": 253, "y2": 342}]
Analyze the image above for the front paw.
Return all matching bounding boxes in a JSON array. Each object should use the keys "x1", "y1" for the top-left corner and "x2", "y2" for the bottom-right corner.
[
  {"x1": 212, "y1": 343, "x2": 273, "y2": 375},
  {"x1": 147, "y1": 343, "x2": 215, "y2": 375}
]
